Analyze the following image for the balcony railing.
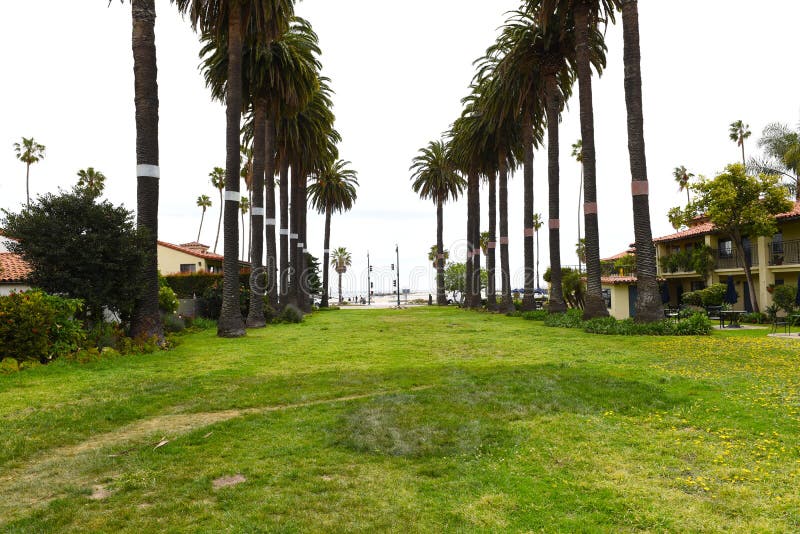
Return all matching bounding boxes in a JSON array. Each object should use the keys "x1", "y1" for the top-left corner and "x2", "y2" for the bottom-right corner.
[
  {"x1": 712, "y1": 243, "x2": 758, "y2": 269},
  {"x1": 768, "y1": 239, "x2": 800, "y2": 266}
]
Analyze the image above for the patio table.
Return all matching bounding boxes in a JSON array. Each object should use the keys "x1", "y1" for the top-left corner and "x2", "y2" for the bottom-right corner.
[{"x1": 719, "y1": 310, "x2": 746, "y2": 328}]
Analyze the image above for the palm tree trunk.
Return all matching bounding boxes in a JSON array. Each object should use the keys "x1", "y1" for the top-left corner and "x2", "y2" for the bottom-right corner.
[
  {"x1": 487, "y1": 171, "x2": 497, "y2": 310},
  {"x1": 218, "y1": 1, "x2": 246, "y2": 337},
  {"x1": 733, "y1": 231, "x2": 760, "y2": 312},
  {"x1": 622, "y1": 0, "x2": 662, "y2": 323},
  {"x1": 279, "y1": 156, "x2": 289, "y2": 307},
  {"x1": 522, "y1": 112, "x2": 536, "y2": 311},
  {"x1": 575, "y1": 2, "x2": 608, "y2": 319},
  {"x1": 465, "y1": 172, "x2": 474, "y2": 306},
  {"x1": 436, "y1": 198, "x2": 446, "y2": 305},
  {"x1": 300, "y1": 173, "x2": 311, "y2": 312},
  {"x1": 241, "y1": 210, "x2": 246, "y2": 261},
  {"x1": 288, "y1": 163, "x2": 300, "y2": 307},
  {"x1": 546, "y1": 73, "x2": 567, "y2": 313},
  {"x1": 197, "y1": 209, "x2": 205, "y2": 242},
  {"x1": 578, "y1": 166, "x2": 583, "y2": 273},
  {"x1": 246, "y1": 98, "x2": 266, "y2": 328},
  {"x1": 321, "y1": 207, "x2": 331, "y2": 307},
  {"x1": 264, "y1": 119, "x2": 278, "y2": 308},
  {"x1": 214, "y1": 187, "x2": 222, "y2": 253},
  {"x1": 25, "y1": 163, "x2": 31, "y2": 208},
  {"x1": 130, "y1": 0, "x2": 163, "y2": 341},
  {"x1": 499, "y1": 160, "x2": 513, "y2": 312},
  {"x1": 469, "y1": 169, "x2": 481, "y2": 308},
  {"x1": 338, "y1": 270, "x2": 343, "y2": 305},
  {"x1": 248, "y1": 190, "x2": 252, "y2": 263}
]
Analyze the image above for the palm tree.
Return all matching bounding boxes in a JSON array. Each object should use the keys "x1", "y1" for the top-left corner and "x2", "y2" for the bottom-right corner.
[
  {"x1": 175, "y1": 0, "x2": 294, "y2": 337},
  {"x1": 330, "y1": 247, "x2": 351, "y2": 305},
  {"x1": 209, "y1": 166, "x2": 225, "y2": 253},
  {"x1": 571, "y1": 139, "x2": 583, "y2": 272},
  {"x1": 751, "y1": 122, "x2": 800, "y2": 199},
  {"x1": 196, "y1": 194, "x2": 212, "y2": 242},
  {"x1": 308, "y1": 159, "x2": 358, "y2": 308},
  {"x1": 729, "y1": 119, "x2": 752, "y2": 166},
  {"x1": 673, "y1": 165, "x2": 693, "y2": 205},
  {"x1": 532, "y1": 212, "x2": 543, "y2": 289},
  {"x1": 76, "y1": 167, "x2": 107, "y2": 198},
  {"x1": 240, "y1": 195, "x2": 250, "y2": 261},
  {"x1": 13, "y1": 137, "x2": 46, "y2": 207},
  {"x1": 410, "y1": 140, "x2": 465, "y2": 306},
  {"x1": 127, "y1": 0, "x2": 161, "y2": 340},
  {"x1": 622, "y1": 0, "x2": 663, "y2": 322}
]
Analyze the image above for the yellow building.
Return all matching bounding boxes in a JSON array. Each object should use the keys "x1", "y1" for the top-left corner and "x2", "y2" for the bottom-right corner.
[{"x1": 157, "y1": 241, "x2": 223, "y2": 275}]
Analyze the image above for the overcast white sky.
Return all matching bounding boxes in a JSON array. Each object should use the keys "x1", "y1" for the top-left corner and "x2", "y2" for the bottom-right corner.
[{"x1": 2, "y1": 1, "x2": 799, "y2": 295}]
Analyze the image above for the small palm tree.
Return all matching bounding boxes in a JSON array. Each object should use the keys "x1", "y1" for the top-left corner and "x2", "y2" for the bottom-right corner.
[
  {"x1": 330, "y1": 247, "x2": 351, "y2": 305},
  {"x1": 196, "y1": 194, "x2": 212, "y2": 242},
  {"x1": 428, "y1": 245, "x2": 449, "y2": 267},
  {"x1": 532, "y1": 213, "x2": 543, "y2": 289},
  {"x1": 240, "y1": 195, "x2": 250, "y2": 262},
  {"x1": 673, "y1": 165, "x2": 694, "y2": 205},
  {"x1": 210, "y1": 166, "x2": 225, "y2": 253},
  {"x1": 76, "y1": 167, "x2": 106, "y2": 198},
  {"x1": 729, "y1": 120, "x2": 752, "y2": 166},
  {"x1": 13, "y1": 136, "x2": 46, "y2": 207}
]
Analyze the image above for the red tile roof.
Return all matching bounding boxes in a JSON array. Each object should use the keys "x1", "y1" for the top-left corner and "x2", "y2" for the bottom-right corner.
[
  {"x1": 157, "y1": 241, "x2": 223, "y2": 261},
  {"x1": 0, "y1": 253, "x2": 31, "y2": 283},
  {"x1": 654, "y1": 201, "x2": 800, "y2": 243},
  {"x1": 602, "y1": 248, "x2": 636, "y2": 262},
  {"x1": 601, "y1": 275, "x2": 639, "y2": 285}
]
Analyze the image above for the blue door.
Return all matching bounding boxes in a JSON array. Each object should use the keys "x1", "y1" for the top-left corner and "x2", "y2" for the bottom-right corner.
[
  {"x1": 743, "y1": 282, "x2": 753, "y2": 312},
  {"x1": 628, "y1": 286, "x2": 638, "y2": 318}
]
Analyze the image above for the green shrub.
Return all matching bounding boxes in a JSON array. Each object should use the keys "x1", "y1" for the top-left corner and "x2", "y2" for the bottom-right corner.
[
  {"x1": 543, "y1": 308, "x2": 584, "y2": 329},
  {"x1": 0, "y1": 290, "x2": 85, "y2": 363},
  {"x1": 1, "y1": 357, "x2": 20, "y2": 374},
  {"x1": 741, "y1": 312, "x2": 766, "y2": 324},
  {"x1": 162, "y1": 313, "x2": 185, "y2": 333},
  {"x1": 276, "y1": 304, "x2": 304, "y2": 324},
  {"x1": 190, "y1": 317, "x2": 216, "y2": 331},
  {"x1": 521, "y1": 310, "x2": 548, "y2": 321},
  {"x1": 582, "y1": 313, "x2": 711, "y2": 336},
  {"x1": 682, "y1": 283, "x2": 726, "y2": 307},
  {"x1": 771, "y1": 285, "x2": 797, "y2": 313},
  {"x1": 159, "y1": 285, "x2": 179, "y2": 314}
]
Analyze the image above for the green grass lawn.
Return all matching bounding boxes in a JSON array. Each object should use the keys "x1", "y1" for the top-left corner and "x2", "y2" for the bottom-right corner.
[{"x1": 1, "y1": 308, "x2": 798, "y2": 532}]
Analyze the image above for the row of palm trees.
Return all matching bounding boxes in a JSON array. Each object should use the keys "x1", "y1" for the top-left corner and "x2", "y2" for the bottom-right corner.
[
  {"x1": 126, "y1": 0, "x2": 357, "y2": 339},
  {"x1": 411, "y1": 0, "x2": 662, "y2": 322}
]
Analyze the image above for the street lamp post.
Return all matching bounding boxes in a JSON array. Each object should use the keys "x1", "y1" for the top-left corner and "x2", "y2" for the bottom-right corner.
[{"x1": 396, "y1": 244, "x2": 401, "y2": 308}]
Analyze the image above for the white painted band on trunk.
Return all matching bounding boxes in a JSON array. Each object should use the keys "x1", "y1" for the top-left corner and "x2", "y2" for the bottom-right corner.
[
  {"x1": 303, "y1": 249, "x2": 307, "y2": 253},
  {"x1": 297, "y1": 243, "x2": 304, "y2": 248},
  {"x1": 499, "y1": 237, "x2": 509, "y2": 245},
  {"x1": 136, "y1": 164, "x2": 160, "y2": 178},
  {"x1": 631, "y1": 181, "x2": 649, "y2": 196},
  {"x1": 280, "y1": 229, "x2": 289, "y2": 235},
  {"x1": 265, "y1": 218, "x2": 276, "y2": 225},
  {"x1": 584, "y1": 202, "x2": 598, "y2": 215},
  {"x1": 549, "y1": 219, "x2": 560, "y2": 230},
  {"x1": 524, "y1": 228, "x2": 534, "y2": 237},
  {"x1": 437, "y1": 254, "x2": 445, "y2": 259},
  {"x1": 251, "y1": 207, "x2": 265, "y2": 216},
  {"x1": 324, "y1": 249, "x2": 330, "y2": 254},
  {"x1": 291, "y1": 233, "x2": 299, "y2": 239},
  {"x1": 224, "y1": 190, "x2": 240, "y2": 202},
  {"x1": 487, "y1": 242, "x2": 496, "y2": 249}
]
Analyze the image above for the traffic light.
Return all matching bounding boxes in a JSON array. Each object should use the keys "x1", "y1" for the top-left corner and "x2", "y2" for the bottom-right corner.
[
  {"x1": 391, "y1": 263, "x2": 395, "y2": 270},
  {"x1": 369, "y1": 265, "x2": 373, "y2": 272},
  {"x1": 370, "y1": 282, "x2": 373, "y2": 288},
  {"x1": 392, "y1": 280, "x2": 396, "y2": 287}
]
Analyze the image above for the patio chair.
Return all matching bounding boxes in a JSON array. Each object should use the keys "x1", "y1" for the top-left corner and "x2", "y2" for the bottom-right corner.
[
  {"x1": 705, "y1": 305, "x2": 723, "y2": 327},
  {"x1": 771, "y1": 312, "x2": 789, "y2": 334}
]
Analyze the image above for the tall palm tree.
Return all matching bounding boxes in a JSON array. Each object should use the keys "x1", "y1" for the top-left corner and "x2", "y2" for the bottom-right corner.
[
  {"x1": 76, "y1": 167, "x2": 107, "y2": 198},
  {"x1": 196, "y1": 194, "x2": 212, "y2": 242},
  {"x1": 571, "y1": 139, "x2": 583, "y2": 272},
  {"x1": 330, "y1": 247, "x2": 351, "y2": 305},
  {"x1": 308, "y1": 158, "x2": 358, "y2": 308},
  {"x1": 530, "y1": 0, "x2": 617, "y2": 318},
  {"x1": 240, "y1": 195, "x2": 250, "y2": 260},
  {"x1": 175, "y1": 0, "x2": 294, "y2": 337},
  {"x1": 532, "y1": 212, "x2": 543, "y2": 289},
  {"x1": 673, "y1": 165, "x2": 693, "y2": 205},
  {"x1": 410, "y1": 140, "x2": 465, "y2": 306},
  {"x1": 209, "y1": 166, "x2": 225, "y2": 253},
  {"x1": 126, "y1": 0, "x2": 162, "y2": 340},
  {"x1": 751, "y1": 122, "x2": 800, "y2": 199},
  {"x1": 13, "y1": 137, "x2": 46, "y2": 207},
  {"x1": 729, "y1": 119, "x2": 751, "y2": 166},
  {"x1": 621, "y1": 0, "x2": 662, "y2": 322}
]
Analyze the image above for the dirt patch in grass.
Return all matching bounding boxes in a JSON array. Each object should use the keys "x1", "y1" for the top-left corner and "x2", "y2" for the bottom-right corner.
[{"x1": 212, "y1": 474, "x2": 246, "y2": 490}]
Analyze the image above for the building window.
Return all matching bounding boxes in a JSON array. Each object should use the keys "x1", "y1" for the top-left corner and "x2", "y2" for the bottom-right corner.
[
  {"x1": 718, "y1": 239, "x2": 733, "y2": 258},
  {"x1": 772, "y1": 233, "x2": 784, "y2": 254},
  {"x1": 690, "y1": 281, "x2": 706, "y2": 291},
  {"x1": 180, "y1": 263, "x2": 196, "y2": 274},
  {"x1": 602, "y1": 288, "x2": 611, "y2": 309}
]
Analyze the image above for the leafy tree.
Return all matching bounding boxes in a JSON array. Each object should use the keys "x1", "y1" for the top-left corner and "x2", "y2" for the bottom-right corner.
[
  {"x1": 304, "y1": 252, "x2": 321, "y2": 300},
  {"x1": 410, "y1": 140, "x2": 465, "y2": 306},
  {"x1": 670, "y1": 163, "x2": 791, "y2": 312},
  {"x1": 575, "y1": 237, "x2": 586, "y2": 266},
  {"x1": 2, "y1": 189, "x2": 148, "y2": 324},
  {"x1": 444, "y1": 262, "x2": 488, "y2": 305},
  {"x1": 76, "y1": 167, "x2": 106, "y2": 198},
  {"x1": 13, "y1": 137, "x2": 46, "y2": 208},
  {"x1": 196, "y1": 194, "x2": 212, "y2": 242},
  {"x1": 544, "y1": 266, "x2": 585, "y2": 309},
  {"x1": 729, "y1": 120, "x2": 752, "y2": 166}
]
